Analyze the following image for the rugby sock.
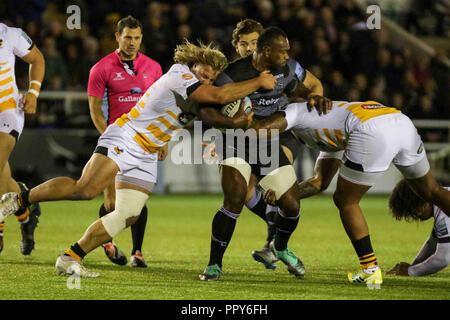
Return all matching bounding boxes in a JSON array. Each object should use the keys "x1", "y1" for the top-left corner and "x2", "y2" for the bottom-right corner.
[
  {"x1": 245, "y1": 188, "x2": 267, "y2": 222},
  {"x1": 352, "y1": 235, "x2": 378, "y2": 272},
  {"x1": 208, "y1": 207, "x2": 240, "y2": 268},
  {"x1": 15, "y1": 183, "x2": 31, "y2": 223},
  {"x1": 273, "y1": 208, "x2": 300, "y2": 251},
  {"x1": 65, "y1": 242, "x2": 86, "y2": 262},
  {"x1": 131, "y1": 206, "x2": 148, "y2": 255},
  {"x1": 17, "y1": 190, "x2": 31, "y2": 209},
  {"x1": 98, "y1": 203, "x2": 109, "y2": 218},
  {"x1": 265, "y1": 205, "x2": 277, "y2": 248}
]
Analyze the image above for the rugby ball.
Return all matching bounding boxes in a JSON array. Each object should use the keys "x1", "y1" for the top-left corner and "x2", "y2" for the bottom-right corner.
[{"x1": 220, "y1": 96, "x2": 252, "y2": 117}]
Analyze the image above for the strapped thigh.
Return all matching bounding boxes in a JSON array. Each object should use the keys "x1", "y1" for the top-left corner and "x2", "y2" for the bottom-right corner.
[
  {"x1": 258, "y1": 165, "x2": 297, "y2": 200},
  {"x1": 219, "y1": 157, "x2": 252, "y2": 186}
]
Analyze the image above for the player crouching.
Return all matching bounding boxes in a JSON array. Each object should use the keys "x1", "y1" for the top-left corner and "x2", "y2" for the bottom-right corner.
[{"x1": 387, "y1": 180, "x2": 450, "y2": 277}]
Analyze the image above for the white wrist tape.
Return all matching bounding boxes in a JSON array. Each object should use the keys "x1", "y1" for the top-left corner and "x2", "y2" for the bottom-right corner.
[
  {"x1": 28, "y1": 89, "x2": 40, "y2": 98},
  {"x1": 30, "y1": 80, "x2": 42, "y2": 87}
]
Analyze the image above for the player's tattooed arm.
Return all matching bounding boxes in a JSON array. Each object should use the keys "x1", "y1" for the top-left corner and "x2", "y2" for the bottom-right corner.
[{"x1": 297, "y1": 180, "x2": 321, "y2": 199}]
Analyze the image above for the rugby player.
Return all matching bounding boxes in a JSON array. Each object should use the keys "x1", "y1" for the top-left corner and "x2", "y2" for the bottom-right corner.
[
  {"x1": 0, "y1": 22, "x2": 44, "y2": 255},
  {"x1": 231, "y1": 19, "x2": 328, "y2": 270},
  {"x1": 251, "y1": 100, "x2": 450, "y2": 285},
  {"x1": 198, "y1": 27, "x2": 331, "y2": 281},
  {"x1": 387, "y1": 180, "x2": 450, "y2": 276},
  {"x1": 0, "y1": 40, "x2": 277, "y2": 277},
  {"x1": 88, "y1": 16, "x2": 163, "y2": 268}
]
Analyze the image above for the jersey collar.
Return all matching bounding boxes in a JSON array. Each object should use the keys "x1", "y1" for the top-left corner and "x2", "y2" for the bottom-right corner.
[{"x1": 114, "y1": 49, "x2": 142, "y2": 74}]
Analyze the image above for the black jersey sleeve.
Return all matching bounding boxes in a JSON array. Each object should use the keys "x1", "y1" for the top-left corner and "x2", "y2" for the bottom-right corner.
[
  {"x1": 186, "y1": 81, "x2": 202, "y2": 97},
  {"x1": 214, "y1": 71, "x2": 234, "y2": 86}
]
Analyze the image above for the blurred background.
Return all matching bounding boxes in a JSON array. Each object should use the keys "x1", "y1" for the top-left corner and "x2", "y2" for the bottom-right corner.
[{"x1": 1, "y1": 0, "x2": 449, "y2": 193}]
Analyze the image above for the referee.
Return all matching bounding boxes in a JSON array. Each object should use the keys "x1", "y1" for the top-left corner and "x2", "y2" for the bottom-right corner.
[{"x1": 87, "y1": 16, "x2": 163, "y2": 267}]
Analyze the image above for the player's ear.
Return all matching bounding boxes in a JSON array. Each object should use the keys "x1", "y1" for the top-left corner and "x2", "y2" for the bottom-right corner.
[{"x1": 115, "y1": 32, "x2": 120, "y2": 42}]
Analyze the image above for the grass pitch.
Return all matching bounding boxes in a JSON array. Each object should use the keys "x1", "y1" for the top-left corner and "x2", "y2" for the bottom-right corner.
[{"x1": 0, "y1": 194, "x2": 448, "y2": 300}]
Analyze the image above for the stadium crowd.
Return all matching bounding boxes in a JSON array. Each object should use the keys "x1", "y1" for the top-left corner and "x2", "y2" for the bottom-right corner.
[{"x1": 1, "y1": 0, "x2": 449, "y2": 140}]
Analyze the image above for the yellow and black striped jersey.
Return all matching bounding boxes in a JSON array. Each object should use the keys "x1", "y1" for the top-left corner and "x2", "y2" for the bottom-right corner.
[
  {"x1": 283, "y1": 101, "x2": 401, "y2": 152},
  {"x1": 0, "y1": 23, "x2": 34, "y2": 113},
  {"x1": 114, "y1": 63, "x2": 200, "y2": 153}
]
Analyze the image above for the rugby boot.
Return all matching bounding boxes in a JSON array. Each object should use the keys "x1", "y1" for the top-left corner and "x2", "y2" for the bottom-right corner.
[
  {"x1": 199, "y1": 264, "x2": 223, "y2": 281},
  {"x1": 0, "y1": 192, "x2": 19, "y2": 221},
  {"x1": 130, "y1": 252, "x2": 147, "y2": 268},
  {"x1": 55, "y1": 254, "x2": 99, "y2": 278},
  {"x1": 270, "y1": 241, "x2": 305, "y2": 277},
  {"x1": 348, "y1": 267, "x2": 383, "y2": 286},
  {"x1": 20, "y1": 203, "x2": 41, "y2": 255},
  {"x1": 251, "y1": 247, "x2": 278, "y2": 270},
  {"x1": 102, "y1": 242, "x2": 127, "y2": 265}
]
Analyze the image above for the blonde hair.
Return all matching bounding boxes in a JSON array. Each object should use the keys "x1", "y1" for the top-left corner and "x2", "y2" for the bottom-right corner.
[{"x1": 173, "y1": 40, "x2": 228, "y2": 72}]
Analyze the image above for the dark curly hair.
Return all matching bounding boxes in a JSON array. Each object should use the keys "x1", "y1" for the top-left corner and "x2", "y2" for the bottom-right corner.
[{"x1": 389, "y1": 179, "x2": 427, "y2": 222}]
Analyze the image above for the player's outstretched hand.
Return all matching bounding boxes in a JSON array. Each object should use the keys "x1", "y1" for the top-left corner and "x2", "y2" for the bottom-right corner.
[
  {"x1": 307, "y1": 94, "x2": 332, "y2": 116},
  {"x1": 387, "y1": 262, "x2": 410, "y2": 276},
  {"x1": 258, "y1": 70, "x2": 276, "y2": 90},
  {"x1": 263, "y1": 188, "x2": 277, "y2": 206}
]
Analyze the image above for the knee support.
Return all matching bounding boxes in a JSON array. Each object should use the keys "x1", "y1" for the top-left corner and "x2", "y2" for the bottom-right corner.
[
  {"x1": 258, "y1": 165, "x2": 297, "y2": 200},
  {"x1": 101, "y1": 189, "x2": 149, "y2": 238},
  {"x1": 220, "y1": 157, "x2": 252, "y2": 186}
]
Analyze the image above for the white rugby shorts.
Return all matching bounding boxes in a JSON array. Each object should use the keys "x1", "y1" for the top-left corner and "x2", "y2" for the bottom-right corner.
[
  {"x1": 0, "y1": 104, "x2": 24, "y2": 140},
  {"x1": 340, "y1": 113, "x2": 429, "y2": 186},
  {"x1": 95, "y1": 124, "x2": 157, "y2": 192}
]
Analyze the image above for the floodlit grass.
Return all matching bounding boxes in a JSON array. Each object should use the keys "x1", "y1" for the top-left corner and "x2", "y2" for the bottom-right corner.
[{"x1": 0, "y1": 194, "x2": 448, "y2": 300}]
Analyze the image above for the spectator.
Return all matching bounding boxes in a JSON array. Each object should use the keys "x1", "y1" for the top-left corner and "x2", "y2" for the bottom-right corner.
[
  {"x1": 327, "y1": 70, "x2": 348, "y2": 100},
  {"x1": 413, "y1": 95, "x2": 443, "y2": 143},
  {"x1": 172, "y1": 3, "x2": 191, "y2": 27},
  {"x1": 333, "y1": 31, "x2": 352, "y2": 77},
  {"x1": 391, "y1": 91, "x2": 405, "y2": 110},
  {"x1": 414, "y1": 57, "x2": 433, "y2": 86},
  {"x1": 99, "y1": 13, "x2": 120, "y2": 57},
  {"x1": 353, "y1": 74, "x2": 368, "y2": 99},
  {"x1": 347, "y1": 87, "x2": 361, "y2": 101},
  {"x1": 142, "y1": 2, "x2": 174, "y2": 70},
  {"x1": 256, "y1": 0, "x2": 277, "y2": 27},
  {"x1": 24, "y1": 21, "x2": 43, "y2": 47},
  {"x1": 41, "y1": 37, "x2": 68, "y2": 89},
  {"x1": 65, "y1": 43, "x2": 84, "y2": 90},
  {"x1": 320, "y1": 6, "x2": 338, "y2": 44},
  {"x1": 3, "y1": 0, "x2": 448, "y2": 130}
]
